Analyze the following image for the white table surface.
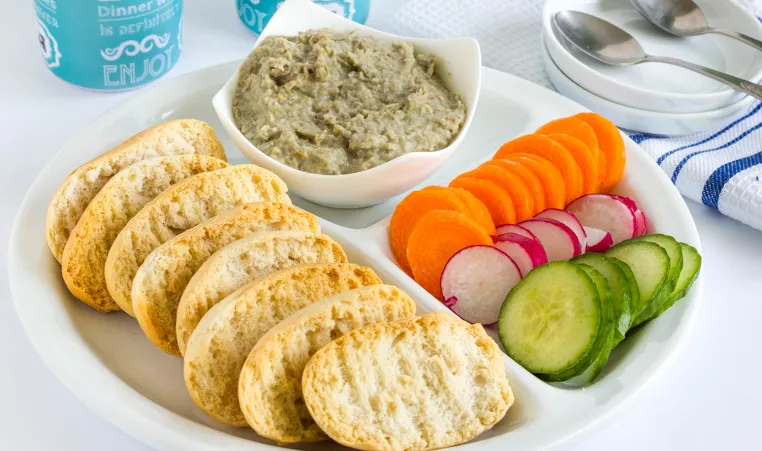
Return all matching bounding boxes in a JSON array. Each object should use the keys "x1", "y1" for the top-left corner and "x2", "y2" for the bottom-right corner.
[{"x1": 1, "y1": 1, "x2": 760, "y2": 450}]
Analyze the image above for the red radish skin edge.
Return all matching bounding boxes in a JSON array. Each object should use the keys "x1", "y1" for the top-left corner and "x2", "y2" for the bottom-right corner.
[
  {"x1": 635, "y1": 210, "x2": 647, "y2": 236},
  {"x1": 518, "y1": 218, "x2": 581, "y2": 261},
  {"x1": 612, "y1": 195, "x2": 645, "y2": 235},
  {"x1": 494, "y1": 233, "x2": 548, "y2": 277},
  {"x1": 534, "y1": 208, "x2": 587, "y2": 251},
  {"x1": 566, "y1": 194, "x2": 638, "y2": 244},
  {"x1": 612, "y1": 195, "x2": 638, "y2": 213},
  {"x1": 583, "y1": 226, "x2": 614, "y2": 253},
  {"x1": 494, "y1": 224, "x2": 538, "y2": 241},
  {"x1": 440, "y1": 245, "x2": 521, "y2": 326}
]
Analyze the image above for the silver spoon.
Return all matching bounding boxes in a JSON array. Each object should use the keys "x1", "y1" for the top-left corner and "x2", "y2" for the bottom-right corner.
[
  {"x1": 552, "y1": 10, "x2": 762, "y2": 101},
  {"x1": 630, "y1": 0, "x2": 762, "y2": 52}
]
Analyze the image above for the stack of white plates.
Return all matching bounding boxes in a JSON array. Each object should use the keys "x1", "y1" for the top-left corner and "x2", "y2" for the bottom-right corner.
[{"x1": 541, "y1": 0, "x2": 762, "y2": 135}]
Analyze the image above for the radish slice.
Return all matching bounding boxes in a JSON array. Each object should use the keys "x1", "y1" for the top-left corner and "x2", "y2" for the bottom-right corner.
[
  {"x1": 494, "y1": 233, "x2": 548, "y2": 277},
  {"x1": 494, "y1": 224, "x2": 537, "y2": 240},
  {"x1": 566, "y1": 194, "x2": 637, "y2": 244},
  {"x1": 612, "y1": 195, "x2": 645, "y2": 235},
  {"x1": 534, "y1": 208, "x2": 587, "y2": 251},
  {"x1": 440, "y1": 245, "x2": 521, "y2": 325},
  {"x1": 518, "y1": 218, "x2": 581, "y2": 261},
  {"x1": 583, "y1": 226, "x2": 614, "y2": 253}
]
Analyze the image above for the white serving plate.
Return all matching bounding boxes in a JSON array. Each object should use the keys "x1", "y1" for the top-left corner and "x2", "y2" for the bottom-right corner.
[
  {"x1": 543, "y1": 0, "x2": 762, "y2": 113},
  {"x1": 214, "y1": 0, "x2": 481, "y2": 209},
  {"x1": 541, "y1": 35, "x2": 758, "y2": 135},
  {"x1": 9, "y1": 61, "x2": 702, "y2": 451}
]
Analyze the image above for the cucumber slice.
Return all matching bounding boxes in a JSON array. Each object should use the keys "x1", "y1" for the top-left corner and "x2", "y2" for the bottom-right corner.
[
  {"x1": 610, "y1": 257, "x2": 640, "y2": 327},
  {"x1": 555, "y1": 264, "x2": 615, "y2": 386},
  {"x1": 498, "y1": 262, "x2": 601, "y2": 376},
  {"x1": 572, "y1": 253, "x2": 631, "y2": 344},
  {"x1": 629, "y1": 234, "x2": 683, "y2": 324},
  {"x1": 605, "y1": 241, "x2": 670, "y2": 320},
  {"x1": 562, "y1": 324, "x2": 615, "y2": 387},
  {"x1": 651, "y1": 242, "x2": 702, "y2": 319}
]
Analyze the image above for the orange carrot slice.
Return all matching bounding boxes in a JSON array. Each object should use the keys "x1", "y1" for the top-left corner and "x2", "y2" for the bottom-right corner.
[
  {"x1": 495, "y1": 153, "x2": 566, "y2": 210},
  {"x1": 545, "y1": 134, "x2": 598, "y2": 196},
  {"x1": 483, "y1": 159, "x2": 546, "y2": 215},
  {"x1": 407, "y1": 210, "x2": 493, "y2": 299},
  {"x1": 450, "y1": 176, "x2": 517, "y2": 225},
  {"x1": 425, "y1": 186, "x2": 496, "y2": 235},
  {"x1": 536, "y1": 117, "x2": 600, "y2": 156},
  {"x1": 573, "y1": 112, "x2": 626, "y2": 192},
  {"x1": 494, "y1": 134, "x2": 583, "y2": 204},
  {"x1": 389, "y1": 188, "x2": 471, "y2": 273},
  {"x1": 465, "y1": 165, "x2": 534, "y2": 221},
  {"x1": 537, "y1": 117, "x2": 602, "y2": 190}
]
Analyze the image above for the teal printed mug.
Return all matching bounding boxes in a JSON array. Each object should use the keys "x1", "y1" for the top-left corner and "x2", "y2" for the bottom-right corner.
[
  {"x1": 236, "y1": 0, "x2": 370, "y2": 34},
  {"x1": 34, "y1": 0, "x2": 184, "y2": 91}
]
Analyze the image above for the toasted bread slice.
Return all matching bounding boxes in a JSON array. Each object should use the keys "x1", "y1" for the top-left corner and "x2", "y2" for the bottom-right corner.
[
  {"x1": 130, "y1": 203, "x2": 319, "y2": 355},
  {"x1": 238, "y1": 285, "x2": 416, "y2": 444},
  {"x1": 165, "y1": 231, "x2": 346, "y2": 356},
  {"x1": 46, "y1": 119, "x2": 226, "y2": 263},
  {"x1": 302, "y1": 312, "x2": 514, "y2": 451},
  {"x1": 106, "y1": 165, "x2": 290, "y2": 317},
  {"x1": 184, "y1": 263, "x2": 382, "y2": 427},
  {"x1": 136, "y1": 229, "x2": 344, "y2": 357},
  {"x1": 60, "y1": 155, "x2": 229, "y2": 312}
]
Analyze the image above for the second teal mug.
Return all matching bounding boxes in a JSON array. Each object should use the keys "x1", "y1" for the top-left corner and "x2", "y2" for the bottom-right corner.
[{"x1": 236, "y1": 0, "x2": 370, "y2": 34}]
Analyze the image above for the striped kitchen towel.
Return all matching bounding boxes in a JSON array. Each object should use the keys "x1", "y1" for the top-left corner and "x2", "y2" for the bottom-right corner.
[
  {"x1": 630, "y1": 102, "x2": 762, "y2": 230},
  {"x1": 389, "y1": 0, "x2": 762, "y2": 231}
]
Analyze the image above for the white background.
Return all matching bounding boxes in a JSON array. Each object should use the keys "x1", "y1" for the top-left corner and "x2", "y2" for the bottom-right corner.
[{"x1": 1, "y1": 0, "x2": 760, "y2": 450}]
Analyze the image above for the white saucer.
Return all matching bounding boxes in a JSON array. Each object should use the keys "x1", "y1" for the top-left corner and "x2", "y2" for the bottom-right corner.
[
  {"x1": 543, "y1": 0, "x2": 762, "y2": 113},
  {"x1": 542, "y1": 36, "x2": 758, "y2": 136}
]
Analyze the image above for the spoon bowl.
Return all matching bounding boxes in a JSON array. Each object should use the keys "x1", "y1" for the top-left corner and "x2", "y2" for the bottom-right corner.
[
  {"x1": 631, "y1": 0, "x2": 762, "y2": 51},
  {"x1": 552, "y1": 10, "x2": 647, "y2": 65},
  {"x1": 630, "y1": 0, "x2": 711, "y2": 37}
]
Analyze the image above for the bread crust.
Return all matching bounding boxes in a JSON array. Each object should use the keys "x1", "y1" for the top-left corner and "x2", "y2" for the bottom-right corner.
[
  {"x1": 105, "y1": 164, "x2": 290, "y2": 317},
  {"x1": 302, "y1": 312, "x2": 514, "y2": 451},
  {"x1": 61, "y1": 155, "x2": 228, "y2": 312},
  {"x1": 183, "y1": 263, "x2": 381, "y2": 427},
  {"x1": 238, "y1": 285, "x2": 416, "y2": 444},
  {"x1": 46, "y1": 119, "x2": 226, "y2": 262}
]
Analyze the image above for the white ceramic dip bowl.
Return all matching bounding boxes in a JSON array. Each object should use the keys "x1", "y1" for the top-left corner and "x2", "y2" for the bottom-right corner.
[{"x1": 213, "y1": 0, "x2": 481, "y2": 208}]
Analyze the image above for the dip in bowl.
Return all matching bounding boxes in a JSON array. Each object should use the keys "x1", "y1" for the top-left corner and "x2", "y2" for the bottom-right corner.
[{"x1": 213, "y1": 0, "x2": 481, "y2": 208}]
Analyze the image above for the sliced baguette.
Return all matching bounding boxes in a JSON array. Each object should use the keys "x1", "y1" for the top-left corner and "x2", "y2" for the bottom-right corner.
[
  {"x1": 61, "y1": 155, "x2": 229, "y2": 312},
  {"x1": 238, "y1": 284, "x2": 416, "y2": 443},
  {"x1": 168, "y1": 231, "x2": 346, "y2": 356},
  {"x1": 302, "y1": 312, "x2": 514, "y2": 451},
  {"x1": 184, "y1": 263, "x2": 382, "y2": 427},
  {"x1": 46, "y1": 119, "x2": 226, "y2": 263},
  {"x1": 106, "y1": 164, "x2": 290, "y2": 317},
  {"x1": 132, "y1": 203, "x2": 319, "y2": 355}
]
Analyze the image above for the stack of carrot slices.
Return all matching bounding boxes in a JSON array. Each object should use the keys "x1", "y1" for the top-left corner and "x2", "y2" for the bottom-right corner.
[{"x1": 389, "y1": 112, "x2": 626, "y2": 300}]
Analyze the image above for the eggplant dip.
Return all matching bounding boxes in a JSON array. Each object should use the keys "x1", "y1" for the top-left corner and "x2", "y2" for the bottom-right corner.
[{"x1": 232, "y1": 29, "x2": 466, "y2": 175}]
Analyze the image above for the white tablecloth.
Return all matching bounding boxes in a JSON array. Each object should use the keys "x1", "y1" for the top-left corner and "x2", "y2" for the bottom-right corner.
[{"x1": 0, "y1": 1, "x2": 760, "y2": 450}]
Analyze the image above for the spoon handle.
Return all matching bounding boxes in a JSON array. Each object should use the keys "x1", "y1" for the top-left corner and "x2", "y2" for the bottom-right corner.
[
  {"x1": 644, "y1": 55, "x2": 762, "y2": 101},
  {"x1": 708, "y1": 28, "x2": 762, "y2": 53}
]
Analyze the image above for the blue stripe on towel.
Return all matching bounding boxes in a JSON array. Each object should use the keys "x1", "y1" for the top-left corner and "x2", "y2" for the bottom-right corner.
[
  {"x1": 671, "y1": 121, "x2": 762, "y2": 183},
  {"x1": 702, "y1": 151, "x2": 762, "y2": 209},
  {"x1": 629, "y1": 133, "x2": 669, "y2": 144},
  {"x1": 656, "y1": 102, "x2": 762, "y2": 165}
]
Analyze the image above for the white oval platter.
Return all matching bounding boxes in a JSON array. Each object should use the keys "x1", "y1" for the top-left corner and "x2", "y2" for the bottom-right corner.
[{"x1": 9, "y1": 61, "x2": 702, "y2": 451}]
